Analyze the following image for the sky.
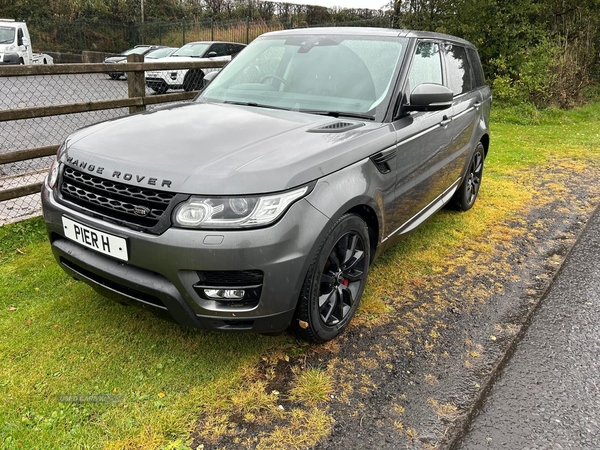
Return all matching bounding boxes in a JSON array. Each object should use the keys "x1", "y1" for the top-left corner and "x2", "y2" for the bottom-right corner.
[{"x1": 286, "y1": 0, "x2": 390, "y2": 10}]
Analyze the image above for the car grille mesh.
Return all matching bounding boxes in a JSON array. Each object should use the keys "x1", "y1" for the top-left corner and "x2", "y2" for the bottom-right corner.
[
  {"x1": 196, "y1": 270, "x2": 264, "y2": 287},
  {"x1": 59, "y1": 166, "x2": 177, "y2": 231}
]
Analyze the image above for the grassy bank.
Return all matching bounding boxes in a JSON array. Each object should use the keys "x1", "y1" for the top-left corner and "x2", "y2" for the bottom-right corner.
[{"x1": 1, "y1": 102, "x2": 599, "y2": 449}]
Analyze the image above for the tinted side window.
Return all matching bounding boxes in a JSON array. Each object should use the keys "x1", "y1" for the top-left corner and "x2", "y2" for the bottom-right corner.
[
  {"x1": 408, "y1": 42, "x2": 443, "y2": 95},
  {"x1": 445, "y1": 44, "x2": 472, "y2": 96},
  {"x1": 209, "y1": 43, "x2": 227, "y2": 57},
  {"x1": 467, "y1": 47, "x2": 486, "y2": 88}
]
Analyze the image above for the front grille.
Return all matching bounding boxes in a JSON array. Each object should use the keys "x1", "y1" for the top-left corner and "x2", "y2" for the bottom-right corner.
[{"x1": 59, "y1": 166, "x2": 180, "y2": 233}]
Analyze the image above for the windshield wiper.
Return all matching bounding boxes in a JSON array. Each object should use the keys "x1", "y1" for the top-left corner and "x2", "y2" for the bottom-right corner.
[
  {"x1": 222, "y1": 101, "x2": 290, "y2": 111},
  {"x1": 300, "y1": 110, "x2": 376, "y2": 121}
]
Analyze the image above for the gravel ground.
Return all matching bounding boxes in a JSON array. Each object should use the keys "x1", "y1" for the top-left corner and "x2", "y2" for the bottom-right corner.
[
  {"x1": 201, "y1": 162, "x2": 600, "y2": 450},
  {"x1": 309, "y1": 167, "x2": 600, "y2": 450}
]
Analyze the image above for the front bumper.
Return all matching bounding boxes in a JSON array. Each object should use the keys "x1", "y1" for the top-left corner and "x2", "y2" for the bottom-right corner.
[
  {"x1": 41, "y1": 182, "x2": 330, "y2": 333},
  {"x1": 0, "y1": 53, "x2": 20, "y2": 65}
]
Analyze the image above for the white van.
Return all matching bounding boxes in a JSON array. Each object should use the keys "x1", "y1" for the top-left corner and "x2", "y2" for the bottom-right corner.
[{"x1": 0, "y1": 20, "x2": 53, "y2": 65}]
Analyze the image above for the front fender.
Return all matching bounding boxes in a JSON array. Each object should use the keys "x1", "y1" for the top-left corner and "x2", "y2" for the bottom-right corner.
[{"x1": 305, "y1": 157, "x2": 395, "y2": 251}]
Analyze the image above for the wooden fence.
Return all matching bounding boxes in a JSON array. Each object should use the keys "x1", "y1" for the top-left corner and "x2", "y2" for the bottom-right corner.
[{"x1": 0, "y1": 54, "x2": 227, "y2": 204}]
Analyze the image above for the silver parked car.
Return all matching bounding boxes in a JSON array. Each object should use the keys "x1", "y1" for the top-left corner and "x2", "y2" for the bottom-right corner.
[
  {"x1": 42, "y1": 28, "x2": 491, "y2": 342},
  {"x1": 104, "y1": 45, "x2": 164, "y2": 79},
  {"x1": 144, "y1": 41, "x2": 246, "y2": 94}
]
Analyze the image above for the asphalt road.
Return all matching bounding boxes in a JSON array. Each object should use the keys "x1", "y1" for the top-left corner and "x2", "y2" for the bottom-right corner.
[{"x1": 457, "y1": 205, "x2": 600, "y2": 449}]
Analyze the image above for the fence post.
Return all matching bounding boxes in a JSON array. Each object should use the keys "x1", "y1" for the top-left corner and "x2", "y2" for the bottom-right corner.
[
  {"x1": 210, "y1": 17, "x2": 214, "y2": 41},
  {"x1": 158, "y1": 20, "x2": 162, "y2": 45},
  {"x1": 246, "y1": 17, "x2": 250, "y2": 44},
  {"x1": 182, "y1": 18, "x2": 186, "y2": 45},
  {"x1": 127, "y1": 54, "x2": 146, "y2": 114},
  {"x1": 78, "y1": 19, "x2": 84, "y2": 53}
]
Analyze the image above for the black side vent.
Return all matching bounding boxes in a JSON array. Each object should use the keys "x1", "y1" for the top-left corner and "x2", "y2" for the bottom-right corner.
[
  {"x1": 370, "y1": 149, "x2": 397, "y2": 174},
  {"x1": 308, "y1": 121, "x2": 364, "y2": 133}
]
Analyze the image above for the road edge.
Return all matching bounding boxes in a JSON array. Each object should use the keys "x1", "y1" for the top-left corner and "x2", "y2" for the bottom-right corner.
[{"x1": 447, "y1": 202, "x2": 600, "y2": 449}]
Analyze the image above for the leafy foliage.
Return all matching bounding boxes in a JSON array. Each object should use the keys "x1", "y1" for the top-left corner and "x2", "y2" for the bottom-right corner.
[
  {"x1": 392, "y1": 0, "x2": 600, "y2": 107},
  {"x1": 1, "y1": 0, "x2": 598, "y2": 106}
]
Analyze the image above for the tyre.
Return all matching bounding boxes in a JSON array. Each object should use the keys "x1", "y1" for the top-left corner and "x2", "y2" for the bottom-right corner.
[
  {"x1": 151, "y1": 86, "x2": 168, "y2": 95},
  {"x1": 109, "y1": 73, "x2": 120, "y2": 80},
  {"x1": 292, "y1": 214, "x2": 370, "y2": 342},
  {"x1": 183, "y1": 70, "x2": 204, "y2": 92},
  {"x1": 450, "y1": 142, "x2": 485, "y2": 211}
]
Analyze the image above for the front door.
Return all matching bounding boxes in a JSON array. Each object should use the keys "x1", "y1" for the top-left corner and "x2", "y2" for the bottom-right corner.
[{"x1": 386, "y1": 40, "x2": 455, "y2": 241}]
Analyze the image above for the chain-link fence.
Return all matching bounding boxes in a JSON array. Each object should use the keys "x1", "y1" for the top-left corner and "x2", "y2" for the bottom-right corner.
[
  {"x1": 0, "y1": 60, "x2": 220, "y2": 224},
  {"x1": 1, "y1": 16, "x2": 392, "y2": 224}
]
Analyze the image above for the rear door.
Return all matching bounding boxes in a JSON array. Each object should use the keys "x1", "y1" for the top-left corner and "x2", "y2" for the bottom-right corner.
[{"x1": 443, "y1": 43, "x2": 481, "y2": 182}]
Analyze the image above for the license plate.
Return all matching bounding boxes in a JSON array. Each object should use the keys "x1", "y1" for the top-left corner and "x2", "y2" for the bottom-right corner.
[{"x1": 62, "y1": 217, "x2": 128, "y2": 261}]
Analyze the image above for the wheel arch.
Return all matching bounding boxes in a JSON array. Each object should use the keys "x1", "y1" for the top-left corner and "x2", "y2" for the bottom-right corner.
[
  {"x1": 346, "y1": 204, "x2": 380, "y2": 264},
  {"x1": 480, "y1": 133, "x2": 490, "y2": 158}
]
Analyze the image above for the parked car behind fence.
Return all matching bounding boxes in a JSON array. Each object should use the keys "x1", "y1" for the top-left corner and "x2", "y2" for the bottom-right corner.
[{"x1": 144, "y1": 41, "x2": 245, "y2": 94}]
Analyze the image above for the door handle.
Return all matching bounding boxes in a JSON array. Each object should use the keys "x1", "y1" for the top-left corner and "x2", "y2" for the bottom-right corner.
[
  {"x1": 473, "y1": 101, "x2": 482, "y2": 108},
  {"x1": 440, "y1": 115, "x2": 452, "y2": 126}
]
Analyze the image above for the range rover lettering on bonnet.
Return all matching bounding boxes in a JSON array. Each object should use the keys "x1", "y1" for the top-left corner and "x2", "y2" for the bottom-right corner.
[{"x1": 65, "y1": 157, "x2": 172, "y2": 188}]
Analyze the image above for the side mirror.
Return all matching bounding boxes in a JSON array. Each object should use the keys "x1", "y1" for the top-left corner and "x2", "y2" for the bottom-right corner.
[
  {"x1": 207, "y1": 51, "x2": 218, "y2": 58},
  {"x1": 22, "y1": 36, "x2": 30, "y2": 47},
  {"x1": 202, "y1": 70, "x2": 218, "y2": 88},
  {"x1": 404, "y1": 83, "x2": 453, "y2": 112}
]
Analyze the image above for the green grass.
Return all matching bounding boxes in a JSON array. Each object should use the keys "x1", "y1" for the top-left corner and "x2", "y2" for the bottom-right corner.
[
  {"x1": 0, "y1": 235, "x2": 284, "y2": 448},
  {"x1": 1, "y1": 101, "x2": 599, "y2": 449}
]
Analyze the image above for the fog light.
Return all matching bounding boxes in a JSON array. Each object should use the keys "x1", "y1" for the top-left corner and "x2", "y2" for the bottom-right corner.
[{"x1": 204, "y1": 289, "x2": 245, "y2": 300}]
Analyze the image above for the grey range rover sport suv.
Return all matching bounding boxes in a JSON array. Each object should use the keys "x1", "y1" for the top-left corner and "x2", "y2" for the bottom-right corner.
[{"x1": 41, "y1": 27, "x2": 491, "y2": 342}]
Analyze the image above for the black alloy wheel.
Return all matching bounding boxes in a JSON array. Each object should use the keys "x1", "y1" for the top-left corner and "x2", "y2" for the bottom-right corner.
[
  {"x1": 450, "y1": 142, "x2": 485, "y2": 211},
  {"x1": 292, "y1": 214, "x2": 370, "y2": 342},
  {"x1": 183, "y1": 70, "x2": 204, "y2": 92}
]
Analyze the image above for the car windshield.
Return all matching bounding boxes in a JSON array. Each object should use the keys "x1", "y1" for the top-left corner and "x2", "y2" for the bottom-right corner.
[
  {"x1": 0, "y1": 26, "x2": 15, "y2": 44},
  {"x1": 171, "y1": 43, "x2": 210, "y2": 57},
  {"x1": 200, "y1": 34, "x2": 405, "y2": 121},
  {"x1": 121, "y1": 46, "x2": 150, "y2": 56},
  {"x1": 145, "y1": 47, "x2": 175, "y2": 59}
]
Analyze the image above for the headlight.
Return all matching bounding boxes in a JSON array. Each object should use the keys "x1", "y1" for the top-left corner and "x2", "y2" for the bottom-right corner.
[
  {"x1": 47, "y1": 158, "x2": 60, "y2": 189},
  {"x1": 46, "y1": 143, "x2": 67, "y2": 189},
  {"x1": 173, "y1": 186, "x2": 309, "y2": 229}
]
